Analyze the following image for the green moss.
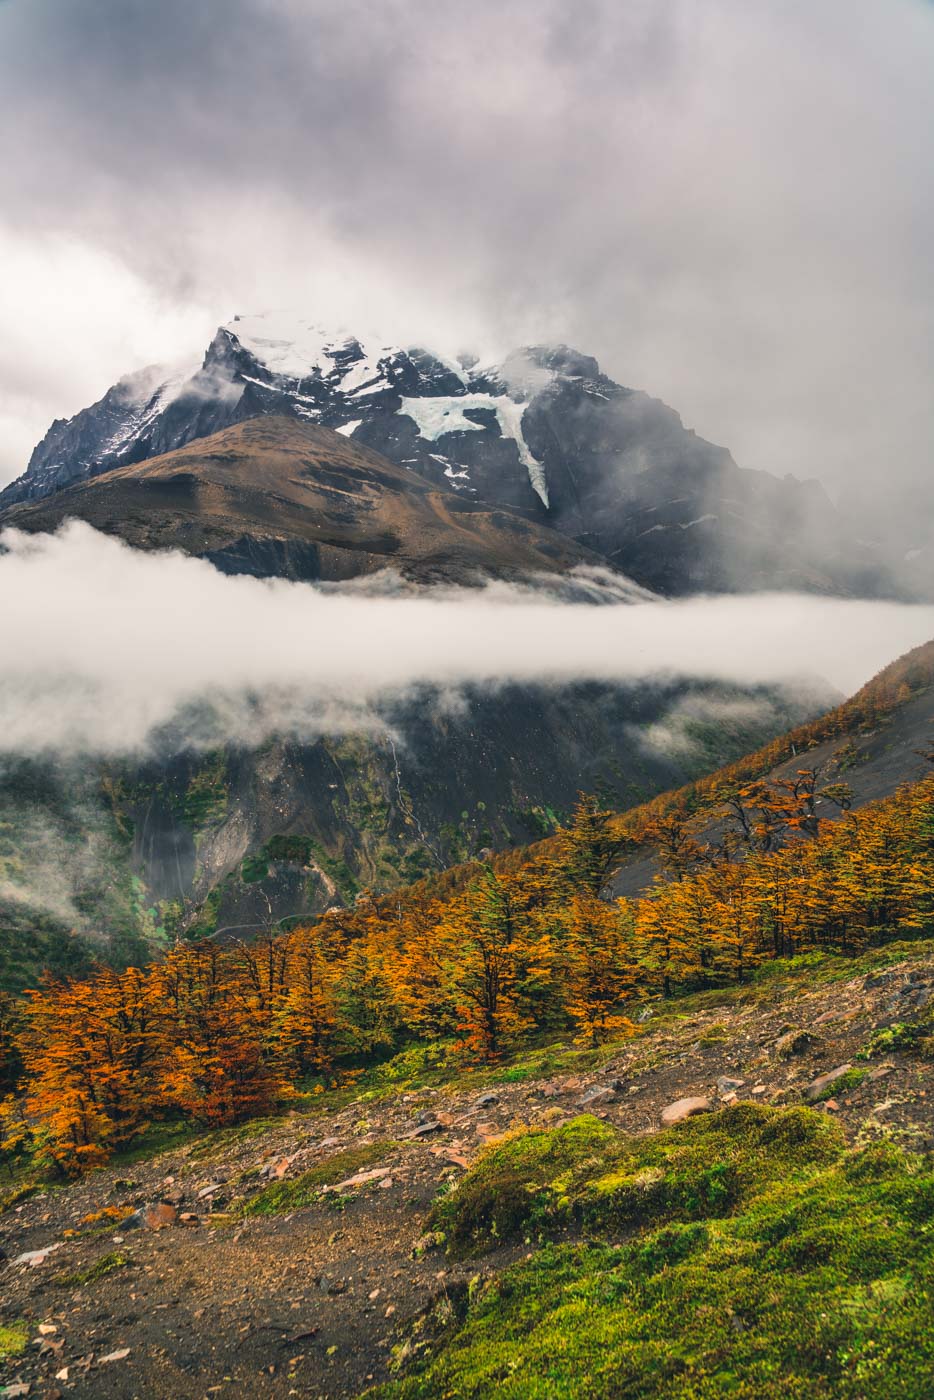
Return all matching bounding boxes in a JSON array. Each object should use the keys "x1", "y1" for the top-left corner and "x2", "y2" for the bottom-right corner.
[
  {"x1": 177, "y1": 753, "x2": 229, "y2": 830},
  {"x1": 238, "y1": 1140, "x2": 399, "y2": 1216},
  {"x1": 0, "y1": 1321, "x2": 28, "y2": 1359},
  {"x1": 432, "y1": 1105, "x2": 841, "y2": 1259},
  {"x1": 859, "y1": 1013, "x2": 934, "y2": 1061},
  {"x1": 0, "y1": 1181, "x2": 38, "y2": 1215},
  {"x1": 375, "y1": 1111, "x2": 934, "y2": 1399},
  {"x1": 55, "y1": 1250, "x2": 129, "y2": 1288},
  {"x1": 809, "y1": 1066, "x2": 870, "y2": 1102},
  {"x1": 240, "y1": 853, "x2": 270, "y2": 884},
  {"x1": 430, "y1": 1116, "x2": 619, "y2": 1256}
]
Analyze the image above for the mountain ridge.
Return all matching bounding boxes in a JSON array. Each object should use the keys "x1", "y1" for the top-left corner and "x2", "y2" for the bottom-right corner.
[
  {"x1": 0, "y1": 416, "x2": 605, "y2": 586},
  {"x1": 1, "y1": 312, "x2": 905, "y2": 597}
]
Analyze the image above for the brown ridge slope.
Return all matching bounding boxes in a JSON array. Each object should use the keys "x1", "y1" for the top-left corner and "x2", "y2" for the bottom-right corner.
[{"x1": 0, "y1": 416, "x2": 601, "y2": 584}]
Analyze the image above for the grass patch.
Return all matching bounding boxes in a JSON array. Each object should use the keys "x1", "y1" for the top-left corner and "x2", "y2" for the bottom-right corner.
[
  {"x1": 0, "y1": 1181, "x2": 39, "y2": 1216},
  {"x1": 186, "y1": 1117, "x2": 283, "y2": 1162},
  {"x1": 238, "y1": 1140, "x2": 400, "y2": 1216},
  {"x1": 0, "y1": 1321, "x2": 29, "y2": 1360},
  {"x1": 809, "y1": 1067, "x2": 870, "y2": 1103},
  {"x1": 432, "y1": 1105, "x2": 841, "y2": 1259},
  {"x1": 109, "y1": 1119, "x2": 203, "y2": 1167},
  {"x1": 55, "y1": 1249, "x2": 129, "y2": 1288},
  {"x1": 859, "y1": 1013, "x2": 934, "y2": 1061},
  {"x1": 377, "y1": 1111, "x2": 934, "y2": 1398}
]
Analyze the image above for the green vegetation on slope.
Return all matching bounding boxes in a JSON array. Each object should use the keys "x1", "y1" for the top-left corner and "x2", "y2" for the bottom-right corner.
[{"x1": 377, "y1": 1106, "x2": 934, "y2": 1399}]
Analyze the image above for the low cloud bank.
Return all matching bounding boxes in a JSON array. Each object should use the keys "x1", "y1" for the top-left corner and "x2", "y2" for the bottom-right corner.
[{"x1": 3, "y1": 523, "x2": 934, "y2": 756}]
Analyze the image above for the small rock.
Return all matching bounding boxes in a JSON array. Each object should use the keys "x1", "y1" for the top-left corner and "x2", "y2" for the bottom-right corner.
[
  {"x1": 717, "y1": 1076, "x2": 745, "y2": 1094},
  {"x1": 863, "y1": 970, "x2": 897, "y2": 990},
  {"x1": 378, "y1": 1176, "x2": 394, "y2": 1189},
  {"x1": 334, "y1": 1167, "x2": 393, "y2": 1190},
  {"x1": 408, "y1": 1120, "x2": 443, "y2": 1139},
  {"x1": 12, "y1": 1243, "x2": 64, "y2": 1267},
  {"x1": 823, "y1": 1099, "x2": 840, "y2": 1112},
  {"x1": 578, "y1": 1085, "x2": 618, "y2": 1108},
  {"x1": 125, "y1": 1201, "x2": 177, "y2": 1230},
  {"x1": 179, "y1": 1212, "x2": 200, "y2": 1226},
  {"x1": 868, "y1": 1065, "x2": 895, "y2": 1083},
  {"x1": 98, "y1": 1348, "x2": 131, "y2": 1365},
  {"x1": 636, "y1": 1007, "x2": 654, "y2": 1023},
  {"x1": 804, "y1": 1064, "x2": 853, "y2": 1103},
  {"x1": 660, "y1": 1096, "x2": 712, "y2": 1127},
  {"x1": 813, "y1": 1008, "x2": 857, "y2": 1026},
  {"x1": 775, "y1": 1029, "x2": 818, "y2": 1058},
  {"x1": 37, "y1": 1324, "x2": 58, "y2": 1336},
  {"x1": 750, "y1": 1084, "x2": 767, "y2": 1095},
  {"x1": 196, "y1": 1183, "x2": 224, "y2": 1200},
  {"x1": 475, "y1": 1092, "x2": 500, "y2": 1108}
]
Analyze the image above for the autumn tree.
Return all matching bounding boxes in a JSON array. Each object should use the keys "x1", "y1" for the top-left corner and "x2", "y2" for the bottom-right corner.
[{"x1": 561, "y1": 894, "x2": 637, "y2": 1045}]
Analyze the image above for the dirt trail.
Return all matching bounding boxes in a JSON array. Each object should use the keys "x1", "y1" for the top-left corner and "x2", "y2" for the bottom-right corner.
[{"x1": 3, "y1": 946, "x2": 933, "y2": 1399}]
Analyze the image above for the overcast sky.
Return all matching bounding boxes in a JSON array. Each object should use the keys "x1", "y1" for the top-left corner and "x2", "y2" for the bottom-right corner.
[{"x1": 1, "y1": 0, "x2": 932, "y2": 502}]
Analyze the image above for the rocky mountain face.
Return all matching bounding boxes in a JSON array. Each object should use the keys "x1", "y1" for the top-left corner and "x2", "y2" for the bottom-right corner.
[{"x1": 0, "y1": 313, "x2": 898, "y2": 596}]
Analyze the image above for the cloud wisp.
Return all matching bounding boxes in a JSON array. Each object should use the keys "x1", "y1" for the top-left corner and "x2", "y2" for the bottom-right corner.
[{"x1": 2, "y1": 523, "x2": 933, "y2": 757}]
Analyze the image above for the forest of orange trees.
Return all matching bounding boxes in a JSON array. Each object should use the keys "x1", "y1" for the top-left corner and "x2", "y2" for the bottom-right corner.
[{"x1": 2, "y1": 753, "x2": 934, "y2": 1177}]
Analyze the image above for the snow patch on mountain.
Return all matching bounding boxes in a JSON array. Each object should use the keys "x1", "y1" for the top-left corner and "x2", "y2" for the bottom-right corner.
[
  {"x1": 397, "y1": 394, "x2": 549, "y2": 507},
  {"x1": 225, "y1": 312, "x2": 395, "y2": 384}
]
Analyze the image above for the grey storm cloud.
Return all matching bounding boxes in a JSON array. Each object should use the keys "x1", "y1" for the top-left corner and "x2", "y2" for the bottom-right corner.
[{"x1": 0, "y1": 0, "x2": 933, "y2": 533}]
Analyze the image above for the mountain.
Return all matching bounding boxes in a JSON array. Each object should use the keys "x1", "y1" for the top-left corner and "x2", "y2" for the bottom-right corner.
[
  {"x1": 0, "y1": 416, "x2": 605, "y2": 586},
  {"x1": 0, "y1": 312, "x2": 900, "y2": 596}
]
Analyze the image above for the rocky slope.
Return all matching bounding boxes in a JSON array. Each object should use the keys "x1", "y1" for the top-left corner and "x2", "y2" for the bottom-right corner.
[
  {"x1": 2, "y1": 940, "x2": 932, "y2": 1398},
  {"x1": 0, "y1": 313, "x2": 898, "y2": 597}
]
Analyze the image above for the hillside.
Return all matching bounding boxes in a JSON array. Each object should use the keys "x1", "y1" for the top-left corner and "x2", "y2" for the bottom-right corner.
[
  {"x1": 0, "y1": 417, "x2": 599, "y2": 586},
  {"x1": 4, "y1": 650, "x2": 934, "y2": 1395},
  {"x1": 2, "y1": 941, "x2": 933, "y2": 1397},
  {"x1": 0, "y1": 676, "x2": 817, "y2": 992}
]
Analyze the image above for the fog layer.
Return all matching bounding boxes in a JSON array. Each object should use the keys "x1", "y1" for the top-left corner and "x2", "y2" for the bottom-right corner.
[{"x1": 3, "y1": 524, "x2": 932, "y2": 755}]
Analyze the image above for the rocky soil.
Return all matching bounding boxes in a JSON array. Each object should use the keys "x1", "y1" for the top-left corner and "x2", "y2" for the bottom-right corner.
[{"x1": 2, "y1": 944, "x2": 932, "y2": 1400}]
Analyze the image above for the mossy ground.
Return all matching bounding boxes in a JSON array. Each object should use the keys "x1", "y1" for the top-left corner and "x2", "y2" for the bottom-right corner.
[
  {"x1": 55, "y1": 1249, "x2": 129, "y2": 1288},
  {"x1": 430, "y1": 1104, "x2": 841, "y2": 1257},
  {"x1": 378, "y1": 1107, "x2": 934, "y2": 1398},
  {"x1": 0, "y1": 1323, "x2": 28, "y2": 1360},
  {"x1": 238, "y1": 1140, "x2": 400, "y2": 1216}
]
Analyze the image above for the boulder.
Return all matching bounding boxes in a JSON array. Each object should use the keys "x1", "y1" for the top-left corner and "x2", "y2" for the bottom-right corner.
[
  {"x1": 660, "y1": 1096, "x2": 712, "y2": 1127},
  {"x1": 578, "y1": 1085, "x2": 618, "y2": 1108}
]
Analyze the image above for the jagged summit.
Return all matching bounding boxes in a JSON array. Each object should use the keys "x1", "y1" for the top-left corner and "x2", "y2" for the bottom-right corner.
[{"x1": 0, "y1": 312, "x2": 897, "y2": 596}]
